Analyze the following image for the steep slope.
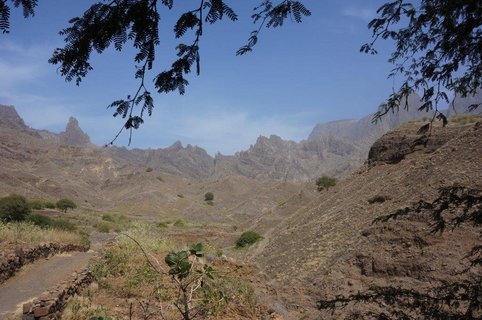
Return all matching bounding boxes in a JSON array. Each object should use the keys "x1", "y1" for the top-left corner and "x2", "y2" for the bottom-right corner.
[
  {"x1": 107, "y1": 141, "x2": 214, "y2": 180},
  {"x1": 251, "y1": 118, "x2": 482, "y2": 318}
]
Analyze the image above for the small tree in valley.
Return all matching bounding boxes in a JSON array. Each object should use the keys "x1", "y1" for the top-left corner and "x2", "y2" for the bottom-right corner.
[
  {"x1": 316, "y1": 176, "x2": 337, "y2": 191},
  {"x1": 56, "y1": 198, "x2": 77, "y2": 213}
]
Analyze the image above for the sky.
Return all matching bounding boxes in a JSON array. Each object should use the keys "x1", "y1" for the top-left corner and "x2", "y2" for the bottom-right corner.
[{"x1": 0, "y1": 0, "x2": 400, "y2": 155}]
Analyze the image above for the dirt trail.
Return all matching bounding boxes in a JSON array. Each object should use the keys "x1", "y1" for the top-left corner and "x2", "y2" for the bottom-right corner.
[{"x1": 0, "y1": 232, "x2": 114, "y2": 318}]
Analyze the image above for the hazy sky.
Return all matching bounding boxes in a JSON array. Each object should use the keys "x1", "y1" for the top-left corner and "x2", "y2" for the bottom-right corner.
[{"x1": 0, "y1": 0, "x2": 399, "y2": 155}]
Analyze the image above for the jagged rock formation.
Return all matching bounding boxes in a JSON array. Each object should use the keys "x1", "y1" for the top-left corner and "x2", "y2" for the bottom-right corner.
[
  {"x1": 0, "y1": 105, "x2": 28, "y2": 130},
  {"x1": 2, "y1": 91, "x2": 479, "y2": 183},
  {"x1": 58, "y1": 117, "x2": 92, "y2": 146}
]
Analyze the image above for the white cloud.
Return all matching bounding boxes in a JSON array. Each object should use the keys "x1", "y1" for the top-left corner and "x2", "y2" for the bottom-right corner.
[
  {"x1": 0, "y1": 40, "x2": 55, "y2": 90},
  {"x1": 342, "y1": 6, "x2": 375, "y2": 22},
  {"x1": 152, "y1": 108, "x2": 313, "y2": 155}
]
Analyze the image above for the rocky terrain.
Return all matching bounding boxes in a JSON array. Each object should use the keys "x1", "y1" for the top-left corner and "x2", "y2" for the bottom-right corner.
[
  {"x1": 0, "y1": 93, "x2": 438, "y2": 187},
  {"x1": 1, "y1": 95, "x2": 481, "y2": 319},
  {"x1": 248, "y1": 119, "x2": 482, "y2": 318}
]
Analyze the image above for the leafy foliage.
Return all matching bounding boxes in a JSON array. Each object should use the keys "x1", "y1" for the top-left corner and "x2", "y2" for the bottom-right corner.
[
  {"x1": 236, "y1": 230, "x2": 263, "y2": 248},
  {"x1": 315, "y1": 175, "x2": 337, "y2": 191},
  {"x1": 364, "y1": 0, "x2": 482, "y2": 123},
  {"x1": 0, "y1": 0, "x2": 38, "y2": 33},
  {"x1": 237, "y1": 1, "x2": 311, "y2": 55},
  {"x1": 164, "y1": 242, "x2": 215, "y2": 319},
  {"x1": 56, "y1": 198, "x2": 77, "y2": 213},
  {"x1": 320, "y1": 185, "x2": 482, "y2": 318},
  {"x1": 204, "y1": 192, "x2": 214, "y2": 201},
  {"x1": 0, "y1": 194, "x2": 31, "y2": 222}
]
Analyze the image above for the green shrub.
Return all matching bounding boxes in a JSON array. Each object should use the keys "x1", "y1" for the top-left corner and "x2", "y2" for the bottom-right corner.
[
  {"x1": 98, "y1": 223, "x2": 110, "y2": 233},
  {"x1": 102, "y1": 214, "x2": 115, "y2": 222},
  {"x1": 177, "y1": 194, "x2": 184, "y2": 198},
  {"x1": 315, "y1": 175, "x2": 337, "y2": 191},
  {"x1": 0, "y1": 194, "x2": 31, "y2": 222},
  {"x1": 173, "y1": 219, "x2": 187, "y2": 227},
  {"x1": 146, "y1": 167, "x2": 153, "y2": 172},
  {"x1": 157, "y1": 221, "x2": 169, "y2": 229},
  {"x1": 235, "y1": 230, "x2": 263, "y2": 248},
  {"x1": 44, "y1": 201, "x2": 56, "y2": 209},
  {"x1": 26, "y1": 214, "x2": 76, "y2": 231},
  {"x1": 56, "y1": 198, "x2": 77, "y2": 212},
  {"x1": 28, "y1": 199, "x2": 57, "y2": 210},
  {"x1": 52, "y1": 218, "x2": 76, "y2": 231},
  {"x1": 28, "y1": 199, "x2": 46, "y2": 210},
  {"x1": 204, "y1": 192, "x2": 214, "y2": 201},
  {"x1": 26, "y1": 214, "x2": 53, "y2": 228}
]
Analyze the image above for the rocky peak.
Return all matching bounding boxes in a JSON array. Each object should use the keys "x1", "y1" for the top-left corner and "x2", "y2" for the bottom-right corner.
[
  {"x1": 59, "y1": 116, "x2": 91, "y2": 146},
  {"x1": 0, "y1": 105, "x2": 28, "y2": 130}
]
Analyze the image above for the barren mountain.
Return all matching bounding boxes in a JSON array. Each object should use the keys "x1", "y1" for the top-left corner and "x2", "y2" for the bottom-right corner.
[{"x1": 247, "y1": 118, "x2": 482, "y2": 318}]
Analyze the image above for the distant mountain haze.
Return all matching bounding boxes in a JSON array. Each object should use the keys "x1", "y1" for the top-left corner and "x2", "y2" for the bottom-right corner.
[{"x1": 0, "y1": 91, "x2": 479, "y2": 183}]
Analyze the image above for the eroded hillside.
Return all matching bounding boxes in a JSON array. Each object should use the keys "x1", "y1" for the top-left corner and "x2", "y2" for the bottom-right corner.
[{"x1": 248, "y1": 119, "x2": 481, "y2": 318}]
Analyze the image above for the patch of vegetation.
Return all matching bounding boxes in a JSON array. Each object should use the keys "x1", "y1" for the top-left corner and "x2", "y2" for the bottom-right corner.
[
  {"x1": 28, "y1": 198, "x2": 56, "y2": 210},
  {"x1": 157, "y1": 221, "x2": 169, "y2": 229},
  {"x1": 177, "y1": 193, "x2": 184, "y2": 198},
  {"x1": 97, "y1": 223, "x2": 110, "y2": 233},
  {"x1": 146, "y1": 167, "x2": 153, "y2": 172},
  {"x1": 56, "y1": 198, "x2": 77, "y2": 212},
  {"x1": 173, "y1": 219, "x2": 187, "y2": 227},
  {"x1": 315, "y1": 175, "x2": 337, "y2": 191},
  {"x1": 63, "y1": 296, "x2": 112, "y2": 320},
  {"x1": 199, "y1": 276, "x2": 256, "y2": 317},
  {"x1": 26, "y1": 214, "x2": 76, "y2": 231},
  {"x1": 235, "y1": 230, "x2": 263, "y2": 248},
  {"x1": 0, "y1": 194, "x2": 31, "y2": 222},
  {"x1": 102, "y1": 214, "x2": 115, "y2": 222},
  {"x1": 0, "y1": 221, "x2": 85, "y2": 246},
  {"x1": 156, "y1": 176, "x2": 164, "y2": 182},
  {"x1": 204, "y1": 192, "x2": 214, "y2": 201}
]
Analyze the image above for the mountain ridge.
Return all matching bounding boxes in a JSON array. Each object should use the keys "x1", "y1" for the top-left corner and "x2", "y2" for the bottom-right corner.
[{"x1": 2, "y1": 91, "x2": 479, "y2": 182}]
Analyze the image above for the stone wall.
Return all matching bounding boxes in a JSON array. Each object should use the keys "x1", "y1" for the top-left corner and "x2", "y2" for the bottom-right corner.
[
  {"x1": 0, "y1": 243, "x2": 89, "y2": 283},
  {"x1": 22, "y1": 270, "x2": 93, "y2": 320}
]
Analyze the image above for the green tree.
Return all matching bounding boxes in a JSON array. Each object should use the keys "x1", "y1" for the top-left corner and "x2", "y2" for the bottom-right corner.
[
  {"x1": 56, "y1": 198, "x2": 77, "y2": 213},
  {"x1": 315, "y1": 175, "x2": 336, "y2": 191},
  {"x1": 0, "y1": 194, "x2": 31, "y2": 222},
  {"x1": 364, "y1": 0, "x2": 482, "y2": 123},
  {"x1": 204, "y1": 192, "x2": 214, "y2": 201},
  {"x1": 236, "y1": 230, "x2": 263, "y2": 248}
]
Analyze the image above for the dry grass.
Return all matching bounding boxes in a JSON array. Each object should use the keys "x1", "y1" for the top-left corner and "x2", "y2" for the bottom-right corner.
[
  {"x1": 62, "y1": 296, "x2": 112, "y2": 320},
  {"x1": 0, "y1": 221, "x2": 85, "y2": 247}
]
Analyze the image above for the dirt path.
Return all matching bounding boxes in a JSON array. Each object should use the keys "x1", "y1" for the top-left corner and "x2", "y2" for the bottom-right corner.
[{"x1": 0, "y1": 232, "x2": 115, "y2": 318}]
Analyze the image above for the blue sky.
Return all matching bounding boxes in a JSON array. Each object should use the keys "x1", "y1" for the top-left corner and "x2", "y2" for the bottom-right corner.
[{"x1": 0, "y1": 0, "x2": 399, "y2": 155}]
